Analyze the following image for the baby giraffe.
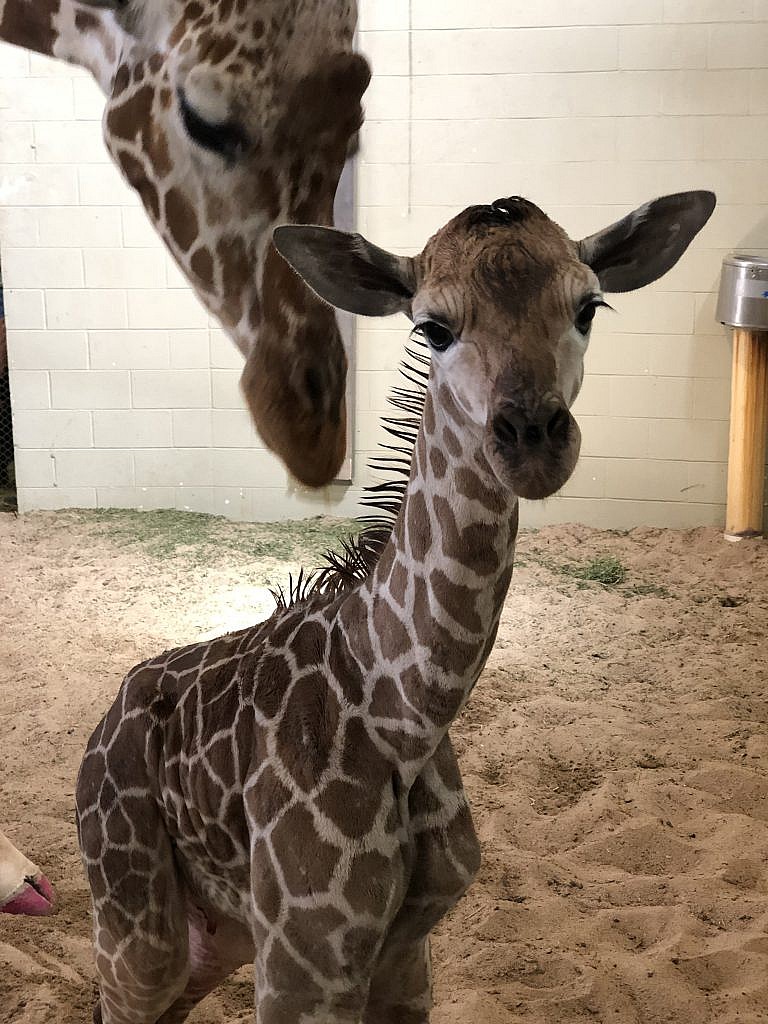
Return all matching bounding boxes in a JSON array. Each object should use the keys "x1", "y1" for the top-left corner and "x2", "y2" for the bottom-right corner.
[{"x1": 76, "y1": 190, "x2": 714, "y2": 1024}]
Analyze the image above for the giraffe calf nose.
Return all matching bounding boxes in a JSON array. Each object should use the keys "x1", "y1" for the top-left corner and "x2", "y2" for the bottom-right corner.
[{"x1": 493, "y1": 398, "x2": 569, "y2": 450}]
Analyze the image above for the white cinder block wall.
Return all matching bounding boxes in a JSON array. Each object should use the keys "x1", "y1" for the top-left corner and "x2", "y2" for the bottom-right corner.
[{"x1": 2, "y1": 0, "x2": 767, "y2": 527}]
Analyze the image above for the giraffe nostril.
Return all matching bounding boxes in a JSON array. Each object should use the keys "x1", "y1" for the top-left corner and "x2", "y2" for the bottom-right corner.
[
  {"x1": 546, "y1": 405, "x2": 570, "y2": 441},
  {"x1": 304, "y1": 366, "x2": 324, "y2": 414},
  {"x1": 493, "y1": 411, "x2": 519, "y2": 448}
]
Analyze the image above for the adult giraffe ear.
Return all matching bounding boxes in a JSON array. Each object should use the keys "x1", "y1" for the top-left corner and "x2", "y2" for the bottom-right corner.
[
  {"x1": 273, "y1": 226, "x2": 417, "y2": 318},
  {"x1": 578, "y1": 190, "x2": 716, "y2": 293}
]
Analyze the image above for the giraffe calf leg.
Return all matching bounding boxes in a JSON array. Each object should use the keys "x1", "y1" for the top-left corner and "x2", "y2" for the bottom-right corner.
[
  {"x1": 362, "y1": 936, "x2": 432, "y2": 1024},
  {"x1": 155, "y1": 904, "x2": 253, "y2": 1024}
]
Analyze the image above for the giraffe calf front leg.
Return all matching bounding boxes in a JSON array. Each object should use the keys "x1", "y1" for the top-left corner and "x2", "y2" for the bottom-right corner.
[{"x1": 363, "y1": 936, "x2": 432, "y2": 1024}]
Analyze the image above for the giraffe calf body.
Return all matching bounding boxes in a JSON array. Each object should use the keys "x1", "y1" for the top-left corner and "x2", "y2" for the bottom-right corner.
[
  {"x1": 77, "y1": 614, "x2": 479, "y2": 1024},
  {"x1": 77, "y1": 190, "x2": 715, "y2": 1023}
]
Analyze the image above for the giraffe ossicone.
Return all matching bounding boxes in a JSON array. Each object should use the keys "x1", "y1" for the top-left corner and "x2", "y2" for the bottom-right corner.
[
  {"x1": 76, "y1": 190, "x2": 714, "y2": 1024},
  {"x1": 0, "y1": 0, "x2": 367, "y2": 486}
]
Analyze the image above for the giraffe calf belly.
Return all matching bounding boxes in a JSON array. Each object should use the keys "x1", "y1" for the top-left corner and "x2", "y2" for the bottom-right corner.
[{"x1": 186, "y1": 901, "x2": 254, "y2": 987}]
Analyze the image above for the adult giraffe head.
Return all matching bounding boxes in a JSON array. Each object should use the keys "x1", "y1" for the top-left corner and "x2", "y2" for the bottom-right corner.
[
  {"x1": 1, "y1": 0, "x2": 368, "y2": 485},
  {"x1": 275, "y1": 190, "x2": 716, "y2": 499}
]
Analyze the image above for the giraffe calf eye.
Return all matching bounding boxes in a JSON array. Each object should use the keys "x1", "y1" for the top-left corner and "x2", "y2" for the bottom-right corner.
[
  {"x1": 177, "y1": 89, "x2": 248, "y2": 165},
  {"x1": 413, "y1": 320, "x2": 456, "y2": 353},
  {"x1": 575, "y1": 298, "x2": 609, "y2": 337}
]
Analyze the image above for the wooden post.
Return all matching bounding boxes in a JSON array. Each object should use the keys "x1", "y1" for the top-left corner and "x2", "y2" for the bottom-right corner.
[{"x1": 725, "y1": 328, "x2": 768, "y2": 541}]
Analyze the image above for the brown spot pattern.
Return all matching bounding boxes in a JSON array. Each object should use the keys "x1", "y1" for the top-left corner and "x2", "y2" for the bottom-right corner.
[
  {"x1": 430, "y1": 569, "x2": 482, "y2": 633},
  {"x1": 373, "y1": 600, "x2": 411, "y2": 662},
  {"x1": 164, "y1": 187, "x2": 199, "y2": 252},
  {"x1": 344, "y1": 852, "x2": 393, "y2": 915},
  {"x1": 276, "y1": 673, "x2": 340, "y2": 791},
  {"x1": 271, "y1": 805, "x2": 340, "y2": 898},
  {"x1": 406, "y1": 489, "x2": 432, "y2": 561}
]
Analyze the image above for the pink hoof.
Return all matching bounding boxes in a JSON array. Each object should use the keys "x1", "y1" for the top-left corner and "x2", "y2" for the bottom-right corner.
[{"x1": 0, "y1": 874, "x2": 55, "y2": 916}]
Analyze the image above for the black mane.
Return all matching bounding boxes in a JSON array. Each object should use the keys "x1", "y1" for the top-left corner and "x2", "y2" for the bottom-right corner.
[{"x1": 272, "y1": 339, "x2": 430, "y2": 610}]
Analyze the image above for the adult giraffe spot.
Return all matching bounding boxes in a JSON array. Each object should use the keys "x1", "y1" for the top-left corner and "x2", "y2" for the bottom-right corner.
[
  {"x1": 107, "y1": 85, "x2": 154, "y2": 144},
  {"x1": 190, "y1": 246, "x2": 215, "y2": 290},
  {"x1": 117, "y1": 152, "x2": 160, "y2": 221},
  {"x1": 113, "y1": 65, "x2": 130, "y2": 96},
  {"x1": 164, "y1": 187, "x2": 200, "y2": 252},
  {"x1": 2, "y1": 0, "x2": 56, "y2": 53},
  {"x1": 74, "y1": 9, "x2": 100, "y2": 33}
]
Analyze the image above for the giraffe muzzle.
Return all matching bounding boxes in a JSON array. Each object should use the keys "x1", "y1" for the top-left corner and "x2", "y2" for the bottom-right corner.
[{"x1": 490, "y1": 395, "x2": 580, "y2": 500}]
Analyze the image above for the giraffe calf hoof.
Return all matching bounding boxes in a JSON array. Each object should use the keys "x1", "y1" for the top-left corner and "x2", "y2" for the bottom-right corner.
[{"x1": 0, "y1": 873, "x2": 55, "y2": 916}]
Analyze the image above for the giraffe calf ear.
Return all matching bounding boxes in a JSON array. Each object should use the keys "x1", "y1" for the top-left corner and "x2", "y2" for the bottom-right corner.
[
  {"x1": 273, "y1": 226, "x2": 416, "y2": 318},
  {"x1": 578, "y1": 190, "x2": 716, "y2": 293}
]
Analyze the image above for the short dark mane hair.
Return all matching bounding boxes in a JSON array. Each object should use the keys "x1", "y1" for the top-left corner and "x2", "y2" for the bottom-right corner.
[{"x1": 459, "y1": 197, "x2": 542, "y2": 233}]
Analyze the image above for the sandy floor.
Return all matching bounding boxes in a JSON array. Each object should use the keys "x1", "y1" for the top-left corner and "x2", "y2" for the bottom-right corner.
[{"x1": 0, "y1": 510, "x2": 766, "y2": 1023}]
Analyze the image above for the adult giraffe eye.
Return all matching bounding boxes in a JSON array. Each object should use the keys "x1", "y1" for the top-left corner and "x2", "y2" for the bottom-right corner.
[
  {"x1": 413, "y1": 320, "x2": 456, "y2": 353},
  {"x1": 177, "y1": 89, "x2": 248, "y2": 164}
]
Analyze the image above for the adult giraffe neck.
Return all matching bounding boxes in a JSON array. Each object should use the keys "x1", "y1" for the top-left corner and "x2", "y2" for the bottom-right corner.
[
  {"x1": 337, "y1": 385, "x2": 520, "y2": 776},
  {"x1": 0, "y1": 0, "x2": 122, "y2": 90}
]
